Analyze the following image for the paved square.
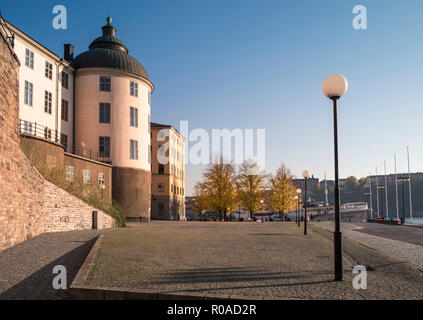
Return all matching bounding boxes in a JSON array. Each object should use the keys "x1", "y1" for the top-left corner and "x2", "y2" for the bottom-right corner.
[{"x1": 86, "y1": 222, "x2": 423, "y2": 299}]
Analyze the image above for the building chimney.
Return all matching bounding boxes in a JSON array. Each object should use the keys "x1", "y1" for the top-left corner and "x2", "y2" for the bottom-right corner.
[{"x1": 64, "y1": 44, "x2": 74, "y2": 62}]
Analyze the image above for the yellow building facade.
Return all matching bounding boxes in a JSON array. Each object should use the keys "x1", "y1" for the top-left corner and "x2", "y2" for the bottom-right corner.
[{"x1": 151, "y1": 123, "x2": 186, "y2": 221}]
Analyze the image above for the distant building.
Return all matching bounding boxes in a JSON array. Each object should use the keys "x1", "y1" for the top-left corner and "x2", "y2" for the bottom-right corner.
[
  {"x1": 150, "y1": 122, "x2": 186, "y2": 221},
  {"x1": 292, "y1": 175, "x2": 320, "y2": 198}
]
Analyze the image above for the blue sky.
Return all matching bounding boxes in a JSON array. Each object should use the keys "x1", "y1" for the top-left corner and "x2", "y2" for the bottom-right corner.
[{"x1": 3, "y1": 0, "x2": 423, "y2": 195}]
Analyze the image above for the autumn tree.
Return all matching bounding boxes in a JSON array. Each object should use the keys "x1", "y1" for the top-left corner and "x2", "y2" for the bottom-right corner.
[
  {"x1": 191, "y1": 185, "x2": 209, "y2": 220},
  {"x1": 196, "y1": 160, "x2": 237, "y2": 221},
  {"x1": 267, "y1": 164, "x2": 297, "y2": 220},
  {"x1": 236, "y1": 160, "x2": 266, "y2": 220},
  {"x1": 345, "y1": 176, "x2": 359, "y2": 190}
]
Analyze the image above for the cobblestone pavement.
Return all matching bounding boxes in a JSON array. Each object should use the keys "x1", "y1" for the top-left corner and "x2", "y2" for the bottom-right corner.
[
  {"x1": 315, "y1": 221, "x2": 423, "y2": 269},
  {"x1": 86, "y1": 222, "x2": 423, "y2": 299},
  {"x1": 0, "y1": 229, "x2": 117, "y2": 300}
]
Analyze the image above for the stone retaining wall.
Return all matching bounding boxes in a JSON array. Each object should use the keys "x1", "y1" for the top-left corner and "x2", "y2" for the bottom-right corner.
[{"x1": 0, "y1": 25, "x2": 115, "y2": 252}]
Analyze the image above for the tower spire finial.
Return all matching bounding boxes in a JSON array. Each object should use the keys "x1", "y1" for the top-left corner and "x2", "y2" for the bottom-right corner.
[{"x1": 106, "y1": 17, "x2": 112, "y2": 25}]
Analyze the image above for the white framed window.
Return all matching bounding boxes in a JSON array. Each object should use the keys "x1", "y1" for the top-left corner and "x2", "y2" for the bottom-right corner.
[
  {"x1": 44, "y1": 91, "x2": 52, "y2": 114},
  {"x1": 44, "y1": 128, "x2": 52, "y2": 139},
  {"x1": 23, "y1": 121, "x2": 32, "y2": 134},
  {"x1": 24, "y1": 81, "x2": 33, "y2": 106},
  {"x1": 45, "y1": 61, "x2": 53, "y2": 80},
  {"x1": 65, "y1": 166, "x2": 74, "y2": 182},
  {"x1": 83, "y1": 169, "x2": 91, "y2": 184},
  {"x1": 130, "y1": 107, "x2": 138, "y2": 127},
  {"x1": 130, "y1": 139, "x2": 138, "y2": 160},
  {"x1": 98, "y1": 173, "x2": 105, "y2": 187},
  {"x1": 130, "y1": 81, "x2": 138, "y2": 97},
  {"x1": 62, "y1": 72, "x2": 69, "y2": 89},
  {"x1": 61, "y1": 134, "x2": 68, "y2": 150},
  {"x1": 61, "y1": 99, "x2": 69, "y2": 121},
  {"x1": 25, "y1": 48, "x2": 34, "y2": 69}
]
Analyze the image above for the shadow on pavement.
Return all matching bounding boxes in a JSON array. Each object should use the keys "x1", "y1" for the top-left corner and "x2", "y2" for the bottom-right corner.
[
  {"x1": 0, "y1": 237, "x2": 98, "y2": 300},
  {"x1": 151, "y1": 267, "x2": 334, "y2": 286}
]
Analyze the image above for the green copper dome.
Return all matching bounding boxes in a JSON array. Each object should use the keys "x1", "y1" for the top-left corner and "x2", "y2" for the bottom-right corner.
[{"x1": 73, "y1": 18, "x2": 150, "y2": 82}]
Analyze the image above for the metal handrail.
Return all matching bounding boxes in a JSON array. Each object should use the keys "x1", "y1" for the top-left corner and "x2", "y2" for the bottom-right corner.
[{"x1": 20, "y1": 119, "x2": 111, "y2": 164}]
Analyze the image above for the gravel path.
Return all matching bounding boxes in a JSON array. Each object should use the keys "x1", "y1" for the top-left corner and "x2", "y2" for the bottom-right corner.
[
  {"x1": 86, "y1": 222, "x2": 423, "y2": 299},
  {"x1": 315, "y1": 221, "x2": 423, "y2": 269}
]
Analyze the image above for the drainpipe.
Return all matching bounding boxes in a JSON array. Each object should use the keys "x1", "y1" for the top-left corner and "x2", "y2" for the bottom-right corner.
[
  {"x1": 72, "y1": 69, "x2": 76, "y2": 154},
  {"x1": 55, "y1": 59, "x2": 65, "y2": 142}
]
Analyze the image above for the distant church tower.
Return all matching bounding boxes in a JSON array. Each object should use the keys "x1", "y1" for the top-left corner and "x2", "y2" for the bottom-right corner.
[{"x1": 73, "y1": 18, "x2": 154, "y2": 222}]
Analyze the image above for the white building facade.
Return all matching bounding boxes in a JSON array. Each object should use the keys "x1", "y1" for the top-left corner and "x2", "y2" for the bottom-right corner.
[{"x1": 6, "y1": 21, "x2": 74, "y2": 152}]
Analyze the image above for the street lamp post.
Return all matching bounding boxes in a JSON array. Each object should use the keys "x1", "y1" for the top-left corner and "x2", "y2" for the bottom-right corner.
[
  {"x1": 296, "y1": 188, "x2": 301, "y2": 227},
  {"x1": 302, "y1": 170, "x2": 310, "y2": 235},
  {"x1": 322, "y1": 74, "x2": 348, "y2": 281},
  {"x1": 294, "y1": 195, "x2": 298, "y2": 224}
]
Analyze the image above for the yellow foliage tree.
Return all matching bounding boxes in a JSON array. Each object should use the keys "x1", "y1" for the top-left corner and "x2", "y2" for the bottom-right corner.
[
  {"x1": 236, "y1": 160, "x2": 266, "y2": 220},
  {"x1": 196, "y1": 160, "x2": 237, "y2": 221},
  {"x1": 267, "y1": 164, "x2": 297, "y2": 220}
]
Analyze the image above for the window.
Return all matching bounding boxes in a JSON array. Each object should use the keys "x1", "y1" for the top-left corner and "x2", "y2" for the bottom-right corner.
[
  {"x1": 62, "y1": 72, "x2": 69, "y2": 89},
  {"x1": 100, "y1": 76, "x2": 111, "y2": 91},
  {"x1": 99, "y1": 103, "x2": 111, "y2": 123},
  {"x1": 130, "y1": 81, "x2": 138, "y2": 97},
  {"x1": 61, "y1": 99, "x2": 69, "y2": 121},
  {"x1": 99, "y1": 136, "x2": 111, "y2": 157},
  {"x1": 158, "y1": 183, "x2": 164, "y2": 192},
  {"x1": 158, "y1": 144, "x2": 165, "y2": 156},
  {"x1": 65, "y1": 166, "x2": 74, "y2": 182},
  {"x1": 61, "y1": 133, "x2": 68, "y2": 150},
  {"x1": 130, "y1": 107, "x2": 138, "y2": 127},
  {"x1": 98, "y1": 173, "x2": 105, "y2": 187},
  {"x1": 45, "y1": 61, "x2": 53, "y2": 79},
  {"x1": 130, "y1": 139, "x2": 138, "y2": 160},
  {"x1": 149, "y1": 145, "x2": 151, "y2": 164},
  {"x1": 83, "y1": 169, "x2": 91, "y2": 184},
  {"x1": 25, "y1": 48, "x2": 34, "y2": 69},
  {"x1": 44, "y1": 91, "x2": 52, "y2": 114},
  {"x1": 24, "y1": 81, "x2": 33, "y2": 106},
  {"x1": 23, "y1": 121, "x2": 32, "y2": 134},
  {"x1": 158, "y1": 130, "x2": 166, "y2": 140},
  {"x1": 158, "y1": 164, "x2": 165, "y2": 174},
  {"x1": 44, "y1": 128, "x2": 52, "y2": 139},
  {"x1": 148, "y1": 91, "x2": 151, "y2": 105}
]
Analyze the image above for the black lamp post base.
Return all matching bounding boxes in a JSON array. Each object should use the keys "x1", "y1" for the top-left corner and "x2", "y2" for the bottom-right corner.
[{"x1": 334, "y1": 230, "x2": 343, "y2": 281}]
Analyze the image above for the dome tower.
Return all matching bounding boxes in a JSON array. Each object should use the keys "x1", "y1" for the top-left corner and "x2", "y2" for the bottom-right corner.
[{"x1": 73, "y1": 18, "x2": 154, "y2": 222}]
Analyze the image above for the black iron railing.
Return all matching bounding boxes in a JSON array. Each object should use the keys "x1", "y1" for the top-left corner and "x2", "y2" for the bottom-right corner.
[{"x1": 20, "y1": 119, "x2": 111, "y2": 164}]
